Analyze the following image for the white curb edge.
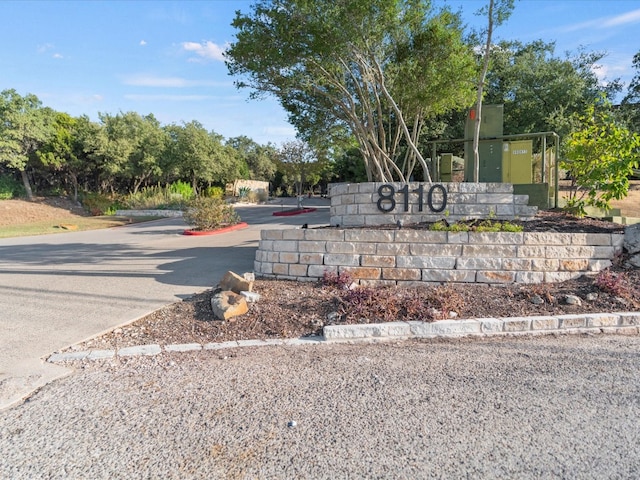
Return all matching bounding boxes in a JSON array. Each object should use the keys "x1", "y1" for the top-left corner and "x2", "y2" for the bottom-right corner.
[{"x1": 47, "y1": 311, "x2": 640, "y2": 363}]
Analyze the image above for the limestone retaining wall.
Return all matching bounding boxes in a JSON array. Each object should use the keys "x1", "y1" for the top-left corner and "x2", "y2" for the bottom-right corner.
[{"x1": 254, "y1": 228, "x2": 624, "y2": 286}]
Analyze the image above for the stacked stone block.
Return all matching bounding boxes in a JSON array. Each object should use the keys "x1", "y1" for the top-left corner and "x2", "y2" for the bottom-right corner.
[
  {"x1": 329, "y1": 182, "x2": 538, "y2": 227},
  {"x1": 254, "y1": 228, "x2": 624, "y2": 286}
]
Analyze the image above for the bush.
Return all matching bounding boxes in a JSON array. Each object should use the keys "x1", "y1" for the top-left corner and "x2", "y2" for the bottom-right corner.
[
  {"x1": 81, "y1": 192, "x2": 120, "y2": 216},
  {"x1": 429, "y1": 219, "x2": 522, "y2": 233},
  {"x1": 183, "y1": 196, "x2": 241, "y2": 231},
  {"x1": 322, "y1": 270, "x2": 353, "y2": 289},
  {"x1": 238, "y1": 186, "x2": 251, "y2": 198},
  {"x1": 205, "y1": 186, "x2": 224, "y2": 198},
  {"x1": 0, "y1": 175, "x2": 25, "y2": 200},
  {"x1": 169, "y1": 180, "x2": 194, "y2": 199},
  {"x1": 123, "y1": 182, "x2": 194, "y2": 210},
  {"x1": 595, "y1": 270, "x2": 632, "y2": 298}
]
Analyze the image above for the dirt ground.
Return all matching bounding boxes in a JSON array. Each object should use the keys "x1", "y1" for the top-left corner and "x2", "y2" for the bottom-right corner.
[
  {"x1": 0, "y1": 197, "x2": 87, "y2": 226},
  {"x1": 563, "y1": 179, "x2": 640, "y2": 217},
  {"x1": 2, "y1": 192, "x2": 638, "y2": 350}
]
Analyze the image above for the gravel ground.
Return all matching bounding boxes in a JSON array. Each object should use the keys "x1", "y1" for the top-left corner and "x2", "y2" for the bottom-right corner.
[{"x1": 3, "y1": 334, "x2": 640, "y2": 479}]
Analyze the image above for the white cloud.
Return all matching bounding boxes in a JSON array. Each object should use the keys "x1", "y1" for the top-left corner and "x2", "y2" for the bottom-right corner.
[
  {"x1": 121, "y1": 74, "x2": 232, "y2": 88},
  {"x1": 53, "y1": 53, "x2": 63, "y2": 59},
  {"x1": 140, "y1": 40, "x2": 147, "y2": 46},
  {"x1": 602, "y1": 8, "x2": 640, "y2": 27},
  {"x1": 560, "y1": 8, "x2": 640, "y2": 33},
  {"x1": 37, "y1": 43, "x2": 55, "y2": 54},
  {"x1": 181, "y1": 41, "x2": 228, "y2": 62}
]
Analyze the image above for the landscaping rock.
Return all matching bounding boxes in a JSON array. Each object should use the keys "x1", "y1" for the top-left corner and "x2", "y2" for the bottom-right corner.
[
  {"x1": 219, "y1": 271, "x2": 254, "y2": 294},
  {"x1": 565, "y1": 295, "x2": 582, "y2": 306},
  {"x1": 625, "y1": 224, "x2": 640, "y2": 268},
  {"x1": 211, "y1": 291, "x2": 249, "y2": 321},
  {"x1": 625, "y1": 223, "x2": 640, "y2": 255},
  {"x1": 241, "y1": 291, "x2": 261, "y2": 303},
  {"x1": 530, "y1": 295, "x2": 545, "y2": 305}
]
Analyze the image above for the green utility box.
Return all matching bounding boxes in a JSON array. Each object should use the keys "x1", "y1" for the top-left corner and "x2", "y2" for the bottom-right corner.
[
  {"x1": 502, "y1": 140, "x2": 533, "y2": 184},
  {"x1": 464, "y1": 105, "x2": 503, "y2": 182},
  {"x1": 440, "y1": 153, "x2": 453, "y2": 182}
]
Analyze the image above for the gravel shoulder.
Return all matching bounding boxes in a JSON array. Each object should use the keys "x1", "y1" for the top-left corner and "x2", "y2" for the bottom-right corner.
[{"x1": 3, "y1": 335, "x2": 640, "y2": 479}]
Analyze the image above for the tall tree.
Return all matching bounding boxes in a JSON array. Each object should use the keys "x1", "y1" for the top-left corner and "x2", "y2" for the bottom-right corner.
[
  {"x1": 484, "y1": 41, "x2": 618, "y2": 139},
  {"x1": 37, "y1": 112, "x2": 81, "y2": 200},
  {"x1": 226, "y1": 0, "x2": 477, "y2": 182},
  {"x1": 227, "y1": 136, "x2": 277, "y2": 181},
  {"x1": 471, "y1": 0, "x2": 515, "y2": 182},
  {"x1": 0, "y1": 89, "x2": 52, "y2": 200},
  {"x1": 277, "y1": 140, "x2": 320, "y2": 197}
]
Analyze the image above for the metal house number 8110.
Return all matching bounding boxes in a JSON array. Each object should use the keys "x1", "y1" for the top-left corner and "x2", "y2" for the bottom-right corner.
[{"x1": 376, "y1": 184, "x2": 447, "y2": 213}]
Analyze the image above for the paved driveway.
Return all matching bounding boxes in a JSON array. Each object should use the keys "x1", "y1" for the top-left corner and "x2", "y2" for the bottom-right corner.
[{"x1": 0, "y1": 199, "x2": 330, "y2": 409}]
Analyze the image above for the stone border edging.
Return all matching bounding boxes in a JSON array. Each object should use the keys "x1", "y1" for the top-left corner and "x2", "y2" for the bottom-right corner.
[{"x1": 47, "y1": 311, "x2": 639, "y2": 363}]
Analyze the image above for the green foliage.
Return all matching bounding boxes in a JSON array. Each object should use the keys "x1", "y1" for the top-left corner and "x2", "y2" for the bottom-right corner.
[
  {"x1": 81, "y1": 192, "x2": 120, "y2": 216},
  {"x1": 0, "y1": 89, "x2": 53, "y2": 199},
  {"x1": 168, "y1": 180, "x2": 194, "y2": 199},
  {"x1": 122, "y1": 181, "x2": 195, "y2": 210},
  {"x1": 561, "y1": 100, "x2": 640, "y2": 216},
  {"x1": 429, "y1": 219, "x2": 523, "y2": 232},
  {"x1": 483, "y1": 41, "x2": 617, "y2": 139},
  {"x1": 227, "y1": 0, "x2": 477, "y2": 182},
  {"x1": 0, "y1": 175, "x2": 25, "y2": 199},
  {"x1": 205, "y1": 186, "x2": 224, "y2": 198},
  {"x1": 238, "y1": 186, "x2": 251, "y2": 198},
  {"x1": 183, "y1": 196, "x2": 241, "y2": 231}
]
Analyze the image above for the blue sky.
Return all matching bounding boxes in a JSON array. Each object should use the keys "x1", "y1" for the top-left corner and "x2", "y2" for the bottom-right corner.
[{"x1": 1, "y1": 1, "x2": 639, "y2": 145}]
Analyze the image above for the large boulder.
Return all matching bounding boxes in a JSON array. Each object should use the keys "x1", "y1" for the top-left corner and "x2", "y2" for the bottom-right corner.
[
  {"x1": 625, "y1": 224, "x2": 640, "y2": 268},
  {"x1": 219, "y1": 271, "x2": 254, "y2": 294},
  {"x1": 211, "y1": 291, "x2": 249, "y2": 321}
]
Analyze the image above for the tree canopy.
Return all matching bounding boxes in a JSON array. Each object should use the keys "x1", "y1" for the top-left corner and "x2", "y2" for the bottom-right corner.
[{"x1": 226, "y1": 0, "x2": 478, "y2": 182}]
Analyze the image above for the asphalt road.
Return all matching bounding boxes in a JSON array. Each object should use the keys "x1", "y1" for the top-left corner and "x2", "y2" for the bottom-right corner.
[{"x1": 0, "y1": 199, "x2": 331, "y2": 409}]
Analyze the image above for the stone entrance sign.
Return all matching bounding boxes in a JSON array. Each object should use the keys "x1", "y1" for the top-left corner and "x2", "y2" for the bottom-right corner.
[{"x1": 329, "y1": 182, "x2": 538, "y2": 227}]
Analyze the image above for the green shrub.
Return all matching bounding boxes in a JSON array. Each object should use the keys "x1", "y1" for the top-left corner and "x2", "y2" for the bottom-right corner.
[
  {"x1": 169, "y1": 180, "x2": 194, "y2": 199},
  {"x1": 238, "y1": 186, "x2": 251, "y2": 198},
  {"x1": 183, "y1": 196, "x2": 241, "y2": 231},
  {"x1": 123, "y1": 182, "x2": 193, "y2": 210},
  {"x1": 429, "y1": 219, "x2": 522, "y2": 233},
  {"x1": 205, "y1": 186, "x2": 224, "y2": 198},
  {"x1": 0, "y1": 175, "x2": 25, "y2": 200},
  {"x1": 81, "y1": 192, "x2": 119, "y2": 216}
]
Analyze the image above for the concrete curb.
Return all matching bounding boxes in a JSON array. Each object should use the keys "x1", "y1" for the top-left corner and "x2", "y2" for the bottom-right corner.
[{"x1": 47, "y1": 311, "x2": 640, "y2": 363}]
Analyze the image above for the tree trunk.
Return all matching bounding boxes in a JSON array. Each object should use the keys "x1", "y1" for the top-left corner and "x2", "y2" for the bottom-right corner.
[
  {"x1": 473, "y1": 0, "x2": 495, "y2": 183},
  {"x1": 20, "y1": 169, "x2": 34, "y2": 201}
]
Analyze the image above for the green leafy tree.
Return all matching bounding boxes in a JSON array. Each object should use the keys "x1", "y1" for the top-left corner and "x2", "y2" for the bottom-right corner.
[
  {"x1": 95, "y1": 112, "x2": 168, "y2": 194},
  {"x1": 620, "y1": 51, "x2": 640, "y2": 134},
  {"x1": 165, "y1": 122, "x2": 241, "y2": 193},
  {"x1": 226, "y1": 0, "x2": 477, "y2": 182},
  {"x1": 36, "y1": 112, "x2": 80, "y2": 200},
  {"x1": 484, "y1": 41, "x2": 618, "y2": 138},
  {"x1": 562, "y1": 99, "x2": 640, "y2": 216},
  {"x1": 227, "y1": 136, "x2": 277, "y2": 181},
  {"x1": 0, "y1": 89, "x2": 53, "y2": 200},
  {"x1": 71, "y1": 115, "x2": 109, "y2": 194},
  {"x1": 276, "y1": 140, "x2": 323, "y2": 196}
]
